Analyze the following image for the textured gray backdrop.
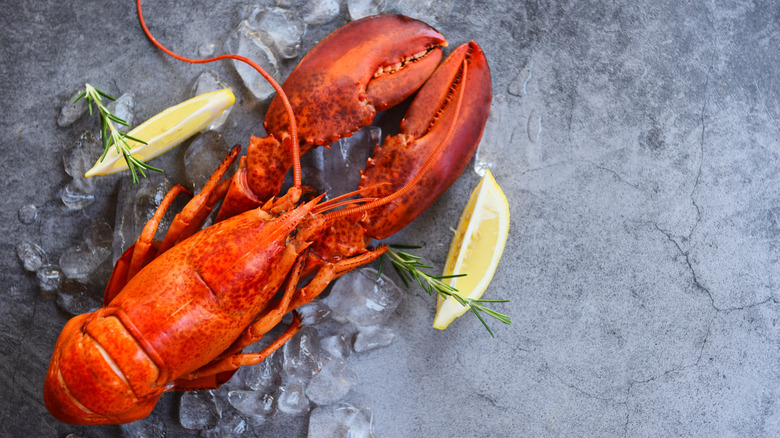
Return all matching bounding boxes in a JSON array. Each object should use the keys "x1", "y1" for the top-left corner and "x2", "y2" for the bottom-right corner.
[{"x1": 1, "y1": 0, "x2": 779, "y2": 437}]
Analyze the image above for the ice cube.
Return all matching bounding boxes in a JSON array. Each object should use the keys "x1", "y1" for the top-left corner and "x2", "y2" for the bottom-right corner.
[
  {"x1": 200, "y1": 409, "x2": 249, "y2": 438},
  {"x1": 324, "y1": 126, "x2": 381, "y2": 197},
  {"x1": 180, "y1": 390, "x2": 221, "y2": 430},
  {"x1": 283, "y1": 326, "x2": 322, "y2": 379},
  {"x1": 308, "y1": 403, "x2": 376, "y2": 438},
  {"x1": 16, "y1": 241, "x2": 46, "y2": 272},
  {"x1": 17, "y1": 204, "x2": 37, "y2": 224},
  {"x1": 236, "y1": 351, "x2": 282, "y2": 392},
  {"x1": 190, "y1": 71, "x2": 234, "y2": 131},
  {"x1": 56, "y1": 280, "x2": 101, "y2": 316},
  {"x1": 474, "y1": 94, "x2": 522, "y2": 176},
  {"x1": 183, "y1": 131, "x2": 233, "y2": 191},
  {"x1": 59, "y1": 242, "x2": 109, "y2": 282},
  {"x1": 199, "y1": 42, "x2": 217, "y2": 58},
  {"x1": 107, "y1": 93, "x2": 135, "y2": 134},
  {"x1": 61, "y1": 131, "x2": 100, "y2": 210},
  {"x1": 303, "y1": 0, "x2": 341, "y2": 25},
  {"x1": 60, "y1": 181, "x2": 96, "y2": 210},
  {"x1": 353, "y1": 325, "x2": 395, "y2": 353},
  {"x1": 113, "y1": 174, "x2": 174, "y2": 263},
  {"x1": 37, "y1": 264, "x2": 63, "y2": 295},
  {"x1": 84, "y1": 220, "x2": 113, "y2": 255},
  {"x1": 305, "y1": 358, "x2": 358, "y2": 406},
  {"x1": 225, "y1": 20, "x2": 281, "y2": 102},
  {"x1": 277, "y1": 380, "x2": 310, "y2": 415},
  {"x1": 347, "y1": 0, "x2": 388, "y2": 21},
  {"x1": 320, "y1": 333, "x2": 352, "y2": 360},
  {"x1": 393, "y1": 0, "x2": 456, "y2": 26},
  {"x1": 244, "y1": 7, "x2": 306, "y2": 60},
  {"x1": 57, "y1": 87, "x2": 89, "y2": 128},
  {"x1": 325, "y1": 267, "x2": 402, "y2": 327},
  {"x1": 228, "y1": 390, "x2": 277, "y2": 418},
  {"x1": 63, "y1": 131, "x2": 100, "y2": 180},
  {"x1": 296, "y1": 300, "x2": 332, "y2": 325},
  {"x1": 300, "y1": 146, "x2": 330, "y2": 194}
]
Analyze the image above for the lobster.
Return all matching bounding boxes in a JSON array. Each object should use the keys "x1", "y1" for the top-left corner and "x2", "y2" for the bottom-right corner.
[{"x1": 43, "y1": 2, "x2": 492, "y2": 426}]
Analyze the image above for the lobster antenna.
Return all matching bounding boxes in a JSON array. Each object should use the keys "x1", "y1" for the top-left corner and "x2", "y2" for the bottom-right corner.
[
  {"x1": 135, "y1": 0, "x2": 302, "y2": 191},
  {"x1": 325, "y1": 59, "x2": 469, "y2": 222}
]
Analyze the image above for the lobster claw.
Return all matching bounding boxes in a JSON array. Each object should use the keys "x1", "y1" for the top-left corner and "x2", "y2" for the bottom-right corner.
[
  {"x1": 216, "y1": 15, "x2": 447, "y2": 220},
  {"x1": 264, "y1": 14, "x2": 447, "y2": 145},
  {"x1": 358, "y1": 41, "x2": 493, "y2": 239}
]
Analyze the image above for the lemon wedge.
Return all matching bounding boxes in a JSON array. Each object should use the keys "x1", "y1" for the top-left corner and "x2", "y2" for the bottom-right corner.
[
  {"x1": 433, "y1": 169, "x2": 510, "y2": 329},
  {"x1": 85, "y1": 88, "x2": 235, "y2": 177}
]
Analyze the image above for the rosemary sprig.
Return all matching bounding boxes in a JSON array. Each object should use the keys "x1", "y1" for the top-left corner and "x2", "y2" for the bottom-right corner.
[
  {"x1": 378, "y1": 245, "x2": 510, "y2": 337},
  {"x1": 75, "y1": 84, "x2": 162, "y2": 183}
]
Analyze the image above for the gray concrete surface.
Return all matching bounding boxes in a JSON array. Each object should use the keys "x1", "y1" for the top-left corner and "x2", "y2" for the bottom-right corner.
[{"x1": 2, "y1": 0, "x2": 779, "y2": 437}]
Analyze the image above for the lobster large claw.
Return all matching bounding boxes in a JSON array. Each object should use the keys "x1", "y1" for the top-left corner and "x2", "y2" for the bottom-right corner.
[
  {"x1": 359, "y1": 41, "x2": 492, "y2": 239},
  {"x1": 306, "y1": 41, "x2": 491, "y2": 266},
  {"x1": 216, "y1": 15, "x2": 447, "y2": 220}
]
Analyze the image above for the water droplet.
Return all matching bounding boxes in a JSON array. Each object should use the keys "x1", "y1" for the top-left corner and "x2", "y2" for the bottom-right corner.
[{"x1": 17, "y1": 204, "x2": 37, "y2": 224}]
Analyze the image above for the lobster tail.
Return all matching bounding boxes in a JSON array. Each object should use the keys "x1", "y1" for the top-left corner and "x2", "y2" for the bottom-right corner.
[{"x1": 44, "y1": 313, "x2": 165, "y2": 425}]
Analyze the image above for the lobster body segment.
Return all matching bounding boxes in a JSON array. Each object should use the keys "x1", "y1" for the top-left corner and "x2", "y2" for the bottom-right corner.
[{"x1": 45, "y1": 202, "x2": 324, "y2": 425}]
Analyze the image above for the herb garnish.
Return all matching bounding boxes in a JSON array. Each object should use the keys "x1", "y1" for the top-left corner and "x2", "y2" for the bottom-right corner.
[
  {"x1": 379, "y1": 245, "x2": 511, "y2": 337},
  {"x1": 75, "y1": 84, "x2": 162, "y2": 183}
]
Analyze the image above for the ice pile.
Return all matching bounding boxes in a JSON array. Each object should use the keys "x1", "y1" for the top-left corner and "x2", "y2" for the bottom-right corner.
[
  {"x1": 275, "y1": 0, "x2": 341, "y2": 25},
  {"x1": 300, "y1": 0, "x2": 341, "y2": 25},
  {"x1": 112, "y1": 174, "x2": 175, "y2": 263},
  {"x1": 18, "y1": 220, "x2": 112, "y2": 312},
  {"x1": 226, "y1": 6, "x2": 306, "y2": 102},
  {"x1": 108, "y1": 93, "x2": 136, "y2": 134},
  {"x1": 309, "y1": 403, "x2": 376, "y2": 438},
  {"x1": 60, "y1": 131, "x2": 101, "y2": 210},
  {"x1": 174, "y1": 267, "x2": 400, "y2": 437},
  {"x1": 347, "y1": 0, "x2": 388, "y2": 20},
  {"x1": 57, "y1": 87, "x2": 88, "y2": 128},
  {"x1": 311, "y1": 125, "x2": 381, "y2": 197},
  {"x1": 183, "y1": 130, "x2": 233, "y2": 191}
]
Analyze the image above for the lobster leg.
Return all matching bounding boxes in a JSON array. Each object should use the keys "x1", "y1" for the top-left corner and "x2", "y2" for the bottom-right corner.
[
  {"x1": 127, "y1": 184, "x2": 191, "y2": 279},
  {"x1": 220, "y1": 253, "x2": 307, "y2": 358},
  {"x1": 171, "y1": 256, "x2": 306, "y2": 390},
  {"x1": 172, "y1": 313, "x2": 302, "y2": 388},
  {"x1": 104, "y1": 185, "x2": 191, "y2": 304},
  {"x1": 289, "y1": 246, "x2": 388, "y2": 312},
  {"x1": 158, "y1": 145, "x2": 240, "y2": 253},
  {"x1": 175, "y1": 247, "x2": 385, "y2": 386},
  {"x1": 104, "y1": 147, "x2": 241, "y2": 305}
]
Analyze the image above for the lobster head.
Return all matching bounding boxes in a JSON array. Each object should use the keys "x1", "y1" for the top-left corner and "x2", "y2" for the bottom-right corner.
[{"x1": 44, "y1": 311, "x2": 166, "y2": 425}]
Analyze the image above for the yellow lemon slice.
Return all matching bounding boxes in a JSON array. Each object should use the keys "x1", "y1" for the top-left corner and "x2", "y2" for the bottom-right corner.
[
  {"x1": 433, "y1": 169, "x2": 510, "y2": 329},
  {"x1": 85, "y1": 88, "x2": 235, "y2": 177}
]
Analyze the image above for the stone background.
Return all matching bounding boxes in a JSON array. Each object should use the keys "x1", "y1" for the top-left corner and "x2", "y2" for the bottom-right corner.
[{"x1": 1, "y1": 0, "x2": 779, "y2": 436}]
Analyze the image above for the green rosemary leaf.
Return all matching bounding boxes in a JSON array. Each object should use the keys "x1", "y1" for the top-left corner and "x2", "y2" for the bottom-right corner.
[
  {"x1": 79, "y1": 83, "x2": 161, "y2": 182},
  {"x1": 383, "y1": 246, "x2": 510, "y2": 336}
]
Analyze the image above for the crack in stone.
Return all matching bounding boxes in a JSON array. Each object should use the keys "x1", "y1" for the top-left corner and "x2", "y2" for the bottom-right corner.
[
  {"x1": 585, "y1": 160, "x2": 643, "y2": 192},
  {"x1": 653, "y1": 223, "x2": 716, "y2": 309}
]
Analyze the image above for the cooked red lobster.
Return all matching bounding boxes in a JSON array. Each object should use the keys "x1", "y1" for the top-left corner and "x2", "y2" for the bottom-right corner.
[{"x1": 44, "y1": 3, "x2": 491, "y2": 425}]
